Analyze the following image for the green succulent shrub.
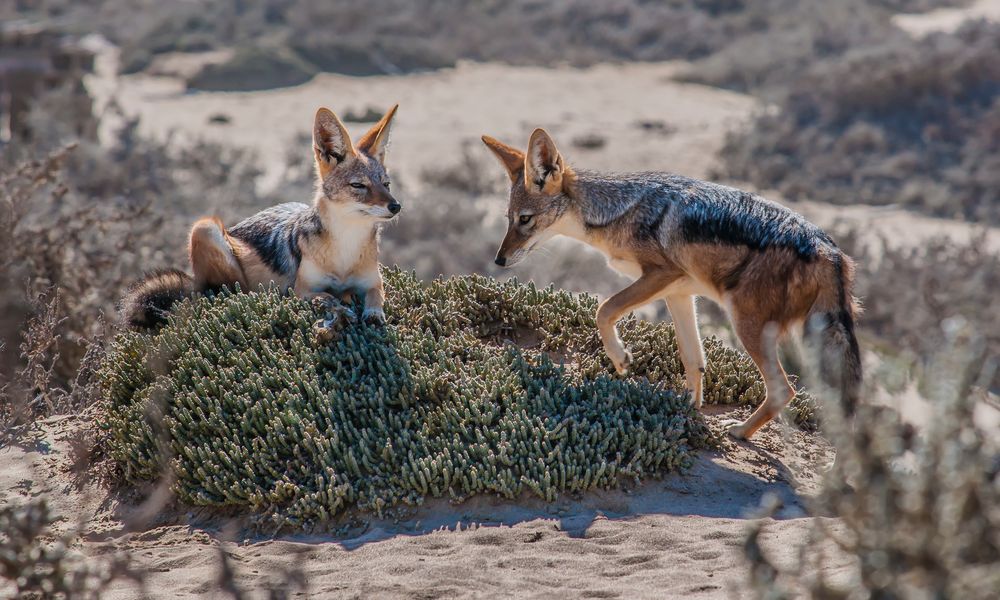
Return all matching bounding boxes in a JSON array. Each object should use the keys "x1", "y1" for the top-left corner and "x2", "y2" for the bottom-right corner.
[{"x1": 98, "y1": 268, "x2": 812, "y2": 529}]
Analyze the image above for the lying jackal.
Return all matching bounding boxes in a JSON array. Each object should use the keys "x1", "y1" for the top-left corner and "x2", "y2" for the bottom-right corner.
[
  {"x1": 122, "y1": 105, "x2": 401, "y2": 328},
  {"x1": 483, "y1": 129, "x2": 861, "y2": 439}
]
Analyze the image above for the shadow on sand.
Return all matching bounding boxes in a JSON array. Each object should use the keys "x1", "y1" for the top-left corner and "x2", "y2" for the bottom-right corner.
[{"x1": 249, "y1": 425, "x2": 818, "y2": 551}]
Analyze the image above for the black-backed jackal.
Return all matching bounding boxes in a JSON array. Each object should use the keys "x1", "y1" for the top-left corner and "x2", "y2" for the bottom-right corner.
[
  {"x1": 483, "y1": 129, "x2": 862, "y2": 439},
  {"x1": 122, "y1": 105, "x2": 401, "y2": 328}
]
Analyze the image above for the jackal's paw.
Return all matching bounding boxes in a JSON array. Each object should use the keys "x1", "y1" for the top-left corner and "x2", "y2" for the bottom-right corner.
[
  {"x1": 362, "y1": 308, "x2": 386, "y2": 326},
  {"x1": 608, "y1": 348, "x2": 632, "y2": 375},
  {"x1": 312, "y1": 318, "x2": 341, "y2": 344},
  {"x1": 312, "y1": 294, "x2": 357, "y2": 323},
  {"x1": 719, "y1": 418, "x2": 750, "y2": 440},
  {"x1": 310, "y1": 292, "x2": 341, "y2": 313}
]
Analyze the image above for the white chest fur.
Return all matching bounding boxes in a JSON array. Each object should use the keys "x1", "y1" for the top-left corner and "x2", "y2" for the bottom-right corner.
[
  {"x1": 297, "y1": 206, "x2": 379, "y2": 294},
  {"x1": 298, "y1": 256, "x2": 378, "y2": 295},
  {"x1": 327, "y1": 221, "x2": 373, "y2": 277}
]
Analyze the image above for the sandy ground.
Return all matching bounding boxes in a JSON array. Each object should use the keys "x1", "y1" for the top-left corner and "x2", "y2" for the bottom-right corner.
[
  {"x1": 2, "y1": 407, "x2": 843, "y2": 599},
  {"x1": 5, "y1": 5, "x2": 997, "y2": 595},
  {"x1": 893, "y1": 0, "x2": 1000, "y2": 36}
]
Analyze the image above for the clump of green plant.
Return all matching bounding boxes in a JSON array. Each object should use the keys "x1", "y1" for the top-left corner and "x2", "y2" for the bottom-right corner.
[{"x1": 98, "y1": 269, "x2": 812, "y2": 529}]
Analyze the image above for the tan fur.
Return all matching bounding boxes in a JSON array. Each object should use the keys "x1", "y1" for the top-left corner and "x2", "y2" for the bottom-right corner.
[
  {"x1": 189, "y1": 216, "x2": 248, "y2": 291},
  {"x1": 233, "y1": 237, "x2": 289, "y2": 290},
  {"x1": 586, "y1": 227, "x2": 845, "y2": 438},
  {"x1": 356, "y1": 104, "x2": 398, "y2": 164},
  {"x1": 481, "y1": 135, "x2": 525, "y2": 181}
]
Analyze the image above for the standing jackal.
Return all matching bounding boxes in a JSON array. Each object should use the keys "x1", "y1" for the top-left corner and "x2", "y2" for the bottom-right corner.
[
  {"x1": 483, "y1": 129, "x2": 861, "y2": 439},
  {"x1": 122, "y1": 105, "x2": 401, "y2": 328}
]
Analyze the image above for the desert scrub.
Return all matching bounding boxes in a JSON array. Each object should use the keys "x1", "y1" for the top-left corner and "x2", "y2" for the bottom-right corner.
[
  {"x1": 0, "y1": 499, "x2": 138, "y2": 597},
  {"x1": 98, "y1": 269, "x2": 811, "y2": 529},
  {"x1": 744, "y1": 336, "x2": 1000, "y2": 598},
  {"x1": 721, "y1": 20, "x2": 1000, "y2": 224}
]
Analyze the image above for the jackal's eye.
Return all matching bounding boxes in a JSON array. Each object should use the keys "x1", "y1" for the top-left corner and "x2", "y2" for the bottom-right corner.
[
  {"x1": 519, "y1": 214, "x2": 534, "y2": 226},
  {"x1": 350, "y1": 182, "x2": 366, "y2": 190},
  {"x1": 383, "y1": 181, "x2": 390, "y2": 190}
]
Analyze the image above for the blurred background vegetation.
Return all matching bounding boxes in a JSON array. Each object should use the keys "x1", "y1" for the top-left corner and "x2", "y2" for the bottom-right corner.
[
  {"x1": 3, "y1": 0, "x2": 996, "y2": 391},
  {"x1": 1, "y1": 0, "x2": 998, "y2": 597}
]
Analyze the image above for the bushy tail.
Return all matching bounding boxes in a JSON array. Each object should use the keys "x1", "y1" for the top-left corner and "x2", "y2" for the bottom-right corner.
[
  {"x1": 808, "y1": 253, "x2": 863, "y2": 415},
  {"x1": 119, "y1": 268, "x2": 193, "y2": 330}
]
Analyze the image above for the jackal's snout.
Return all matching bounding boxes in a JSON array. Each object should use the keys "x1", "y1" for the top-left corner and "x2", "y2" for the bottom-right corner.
[
  {"x1": 369, "y1": 184, "x2": 401, "y2": 219},
  {"x1": 494, "y1": 221, "x2": 533, "y2": 267},
  {"x1": 483, "y1": 129, "x2": 570, "y2": 269}
]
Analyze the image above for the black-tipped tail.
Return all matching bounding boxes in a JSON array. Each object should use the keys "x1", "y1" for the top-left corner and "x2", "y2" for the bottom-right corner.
[
  {"x1": 119, "y1": 269, "x2": 193, "y2": 330},
  {"x1": 815, "y1": 308, "x2": 863, "y2": 416},
  {"x1": 809, "y1": 253, "x2": 863, "y2": 415}
]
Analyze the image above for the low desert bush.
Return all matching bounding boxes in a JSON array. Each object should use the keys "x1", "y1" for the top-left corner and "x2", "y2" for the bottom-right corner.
[
  {"x1": 0, "y1": 89, "x2": 276, "y2": 393},
  {"x1": 0, "y1": 499, "x2": 140, "y2": 598},
  {"x1": 679, "y1": 0, "x2": 909, "y2": 94},
  {"x1": 721, "y1": 21, "x2": 1000, "y2": 224},
  {"x1": 186, "y1": 46, "x2": 316, "y2": 91},
  {"x1": 834, "y1": 227, "x2": 1000, "y2": 391},
  {"x1": 12, "y1": 0, "x2": 968, "y2": 83},
  {"x1": 745, "y1": 334, "x2": 999, "y2": 598},
  {"x1": 98, "y1": 269, "x2": 817, "y2": 529}
]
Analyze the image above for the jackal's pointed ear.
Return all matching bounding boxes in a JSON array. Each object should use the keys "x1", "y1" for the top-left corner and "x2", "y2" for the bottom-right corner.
[
  {"x1": 356, "y1": 104, "x2": 398, "y2": 165},
  {"x1": 481, "y1": 135, "x2": 525, "y2": 183},
  {"x1": 313, "y1": 108, "x2": 355, "y2": 172},
  {"x1": 525, "y1": 128, "x2": 565, "y2": 195}
]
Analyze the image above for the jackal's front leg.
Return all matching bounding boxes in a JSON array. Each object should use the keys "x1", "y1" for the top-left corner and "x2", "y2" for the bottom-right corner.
[
  {"x1": 665, "y1": 294, "x2": 705, "y2": 409},
  {"x1": 596, "y1": 269, "x2": 682, "y2": 375},
  {"x1": 361, "y1": 273, "x2": 386, "y2": 326},
  {"x1": 295, "y1": 276, "x2": 356, "y2": 342}
]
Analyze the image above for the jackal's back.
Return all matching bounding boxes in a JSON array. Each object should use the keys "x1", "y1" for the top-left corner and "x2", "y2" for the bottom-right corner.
[
  {"x1": 669, "y1": 176, "x2": 835, "y2": 260},
  {"x1": 574, "y1": 171, "x2": 836, "y2": 261},
  {"x1": 228, "y1": 202, "x2": 322, "y2": 278}
]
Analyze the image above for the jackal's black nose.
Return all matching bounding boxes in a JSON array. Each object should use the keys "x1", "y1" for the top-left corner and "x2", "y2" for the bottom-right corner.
[
  {"x1": 494, "y1": 256, "x2": 506, "y2": 266},
  {"x1": 388, "y1": 202, "x2": 401, "y2": 214}
]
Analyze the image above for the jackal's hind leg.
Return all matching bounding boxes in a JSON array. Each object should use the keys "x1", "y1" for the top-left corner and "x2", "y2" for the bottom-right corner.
[
  {"x1": 665, "y1": 294, "x2": 705, "y2": 410},
  {"x1": 723, "y1": 318, "x2": 794, "y2": 440},
  {"x1": 189, "y1": 217, "x2": 246, "y2": 292}
]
